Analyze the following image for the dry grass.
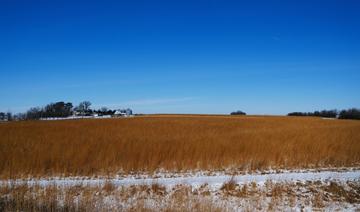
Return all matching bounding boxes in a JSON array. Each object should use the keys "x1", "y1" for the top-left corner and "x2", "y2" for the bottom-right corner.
[
  {"x1": 103, "y1": 180, "x2": 115, "y2": 194},
  {"x1": 1, "y1": 115, "x2": 360, "y2": 178},
  {"x1": 1, "y1": 180, "x2": 359, "y2": 211},
  {"x1": 151, "y1": 183, "x2": 167, "y2": 196},
  {"x1": 324, "y1": 181, "x2": 360, "y2": 203},
  {"x1": 0, "y1": 183, "x2": 224, "y2": 212},
  {"x1": 220, "y1": 177, "x2": 251, "y2": 197},
  {"x1": 220, "y1": 177, "x2": 237, "y2": 192}
]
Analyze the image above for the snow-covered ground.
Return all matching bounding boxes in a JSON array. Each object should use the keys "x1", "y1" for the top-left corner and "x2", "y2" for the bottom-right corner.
[
  {"x1": 2, "y1": 169, "x2": 359, "y2": 189},
  {"x1": 39, "y1": 115, "x2": 113, "y2": 121},
  {"x1": 1, "y1": 169, "x2": 359, "y2": 211}
]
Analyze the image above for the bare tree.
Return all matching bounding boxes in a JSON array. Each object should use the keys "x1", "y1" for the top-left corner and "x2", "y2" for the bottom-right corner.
[
  {"x1": 0, "y1": 112, "x2": 5, "y2": 121},
  {"x1": 6, "y1": 112, "x2": 12, "y2": 121},
  {"x1": 75, "y1": 101, "x2": 92, "y2": 116},
  {"x1": 100, "y1": 107, "x2": 108, "y2": 113}
]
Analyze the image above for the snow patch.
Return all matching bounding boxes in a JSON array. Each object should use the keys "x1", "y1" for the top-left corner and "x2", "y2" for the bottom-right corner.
[{"x1": 2, "y1": 169, "x2": 359, "y2": 189}]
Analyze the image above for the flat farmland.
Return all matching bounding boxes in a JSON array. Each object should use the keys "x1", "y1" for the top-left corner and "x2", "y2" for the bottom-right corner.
[{"x1": 0, "y1": 115, "x2": 360, "y2": 178}]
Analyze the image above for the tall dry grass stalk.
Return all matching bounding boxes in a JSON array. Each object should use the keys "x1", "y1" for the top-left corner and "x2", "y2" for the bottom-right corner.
[
  {"x1": 0, "y1": 115, "x2": 360, "y2": 178},
  {"x1": 1, "y1": 180, "x2": 359, "y2": 211}
]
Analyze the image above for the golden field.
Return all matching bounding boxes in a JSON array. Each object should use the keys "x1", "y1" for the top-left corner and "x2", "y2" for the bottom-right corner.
[{"x1": 0, "y1": 115, "x2": 359, "y2": 178}]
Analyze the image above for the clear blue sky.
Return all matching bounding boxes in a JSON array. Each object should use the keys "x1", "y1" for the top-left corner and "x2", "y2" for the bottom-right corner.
[{"x1": 1, "y1": 0, "x2": 359, "y2": 114}]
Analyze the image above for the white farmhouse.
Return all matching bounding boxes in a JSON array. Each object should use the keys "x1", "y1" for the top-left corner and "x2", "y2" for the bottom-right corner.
[{"x1": 114, "y1": 108, "x2": 133, "y2": 117}]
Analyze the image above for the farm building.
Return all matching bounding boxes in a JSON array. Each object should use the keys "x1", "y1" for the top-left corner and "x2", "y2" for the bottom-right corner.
[{"x1": 114, "y1": 108, "x2": 133, "y2": 117}]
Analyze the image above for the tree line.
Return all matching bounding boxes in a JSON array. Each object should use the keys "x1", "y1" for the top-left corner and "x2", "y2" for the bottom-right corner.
[
  {"x1": 288, "y1": 108, "x2": 360, "y2": 120},
  {"x1": 230, "y1": 110, "x2": 246, "y2": 115},
  {"x1": 0, "y1": 101, "x2": 127, "y2": 121},
  {"x1": 0, "y1": 112, "x2": 13, "y2": 121}
]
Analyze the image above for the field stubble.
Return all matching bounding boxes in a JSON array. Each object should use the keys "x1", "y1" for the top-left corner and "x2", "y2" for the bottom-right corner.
[{"x1": 0, "y1": 115, "x2": 359, "y2": 178}]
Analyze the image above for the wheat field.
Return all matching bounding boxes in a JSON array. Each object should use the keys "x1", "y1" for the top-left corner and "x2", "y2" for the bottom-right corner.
[{"x1": 0, "y1": 115, "x2": 359, "y2": 178}]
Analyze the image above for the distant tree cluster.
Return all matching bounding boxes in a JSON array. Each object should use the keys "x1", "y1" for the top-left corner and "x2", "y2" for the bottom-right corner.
[
  {"x1": 93, "y1": 107, "x2": 116, "y2": 116},
  {"x1": 288, "y1": 108, "x2": 360, "y2": 120},
  {"x1": 288, "y1": 110, "x2": 338, "y2": 118},
  {"x1": 230, "y1": 110, "x2": 246, "y2": 115},
  {"x1": 26, "y1": 102, "x2": 74, "y2": 120},
  {"x1": 74, "y1": 101, "x2": 92, "y2": 116},
  {"x1": 0, "y1": 101, "x2": 133, "y2": 121},
  {"x1": 338, "y1": 108, "x2": 360, "y2": 120},
  {"x1": 24, "y1": 101, "x2": 74, "y2": 120},
  {"x1": 0, "y1": 112, "x2": 12, "y2": 121}
]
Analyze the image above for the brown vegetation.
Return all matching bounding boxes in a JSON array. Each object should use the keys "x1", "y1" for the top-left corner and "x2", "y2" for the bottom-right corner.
[
  {"x1": 220, "y1": 177, "x2": 238, "y2": 193},
  {"x1": 1, "y1": 180, "x2": 359, "y2": 211},
  {"x1": 0, "y1": 115, "x2": 360, "y2": 178},
  {"x1": 220, "y1": 178, "x2": 249, "y2": 197}
]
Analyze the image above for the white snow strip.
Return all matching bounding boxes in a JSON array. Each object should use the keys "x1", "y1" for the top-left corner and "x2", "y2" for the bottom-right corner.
[
  {"x1": 39, "y1": 115, "x2": 114, "y2": 121},
  {"x1": 1, "y1": 170, "x2": 359, "y2": 189}
]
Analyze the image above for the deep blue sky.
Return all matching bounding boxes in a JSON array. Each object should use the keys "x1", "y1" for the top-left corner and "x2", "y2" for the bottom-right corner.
[{"x1": 1, "y1": 0, "x2": 359, "y2": 114}]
